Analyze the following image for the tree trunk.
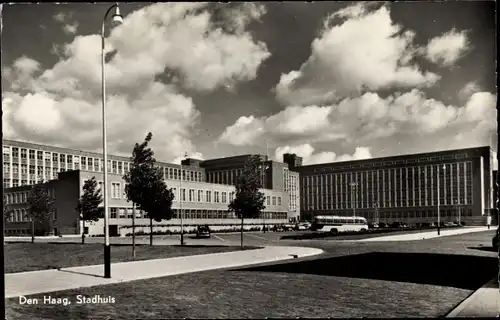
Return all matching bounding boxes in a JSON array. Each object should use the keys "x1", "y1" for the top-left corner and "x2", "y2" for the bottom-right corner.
[
  {"x1": 81, "y1": 220, "x2": 85, "y2": 244},
  {"x1": 132, "y1": 204, "x2": 136, "y2": 259},
  {"x1": 31, "y1": 219, "x2": 35, "y2": 243},
  {"x1": 149, "y1": 217, "x2": 153, "y2": 246},
  {"x1": 240, "y1": 215, "x2": 244, "y2": 249}
]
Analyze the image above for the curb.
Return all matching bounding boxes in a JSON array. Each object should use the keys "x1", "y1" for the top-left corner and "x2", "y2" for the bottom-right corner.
[
  {"x1": 360, "y1": 227, "x2": 491, "y2": 242},
  {"x1": 445, "y1": 277, "x2": 499, "y2": 317}
]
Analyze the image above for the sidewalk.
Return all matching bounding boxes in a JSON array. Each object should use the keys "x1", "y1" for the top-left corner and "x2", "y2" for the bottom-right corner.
[
  {"x1": 359, "y1": 227, "x2": 492, "y2": 242},
  {"x1": 446, "y1": 278, "x2": 500, "y2": 318},
  {"x1": 5, "y1": 246, "x2": 323, "y2": 298}
]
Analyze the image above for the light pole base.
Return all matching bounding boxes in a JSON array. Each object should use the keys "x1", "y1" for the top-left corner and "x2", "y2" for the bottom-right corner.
[
  {"x1": 180, "y1": 233, "x2": 184, "y2": 246},
  {"x1": 437, "y1": 226, "x2": 440, "y2": 236},
  {"x1": 104, "y1": 244, "x2": 111, "y2": 278}
]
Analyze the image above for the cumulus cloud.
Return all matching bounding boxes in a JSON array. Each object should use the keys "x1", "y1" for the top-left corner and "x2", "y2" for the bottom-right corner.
[
  {"x1": 3, "y1": 3, "x2": 270, "y2": 162},
  {"x1": 63, "y1": 22, "x2": 79, "y2": 35},
  {"x1": 53, "y1": 11, "x2": 79, "y2": 35},
  {"x1": 275, "y1": 3, "x2": 440, "y2": 106},
  {"x1": 275, "y1": 144, "x2": 372, "y2": 165},
  {"x1": 219, "y1": 89, "x2": 497, "y2": 156},
  {"x1": 458, "y1": 81, "x2": 480, "y2": 101},
  {"x1": 425, "y1": 28, "x2": 470, "y2": 67}
]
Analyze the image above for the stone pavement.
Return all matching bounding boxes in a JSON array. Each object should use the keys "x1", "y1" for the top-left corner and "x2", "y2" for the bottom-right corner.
[
  {"x1": 359, "y1": 226, "x2": 491, "y2": 242},
  {"x1": 446, "y1": 277, "x2": 500, "y2": 318},
  {"x1": 5, "y1": 246, "x2": 323, "y2": 298}
]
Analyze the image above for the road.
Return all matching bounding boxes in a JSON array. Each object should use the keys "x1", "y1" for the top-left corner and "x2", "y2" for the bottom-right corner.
[{"x1": 9, "y1": 229, "x2": 497, "y2": 258}]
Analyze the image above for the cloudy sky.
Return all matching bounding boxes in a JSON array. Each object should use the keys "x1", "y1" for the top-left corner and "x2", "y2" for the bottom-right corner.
[{"x1": 2, "y1": 2, "x2": 497, "y2": 167}]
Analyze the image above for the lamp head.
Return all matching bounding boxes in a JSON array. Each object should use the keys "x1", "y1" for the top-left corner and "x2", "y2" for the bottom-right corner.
[{"x1": 111, "y1": 6, "x2": 123, "y2": 24}]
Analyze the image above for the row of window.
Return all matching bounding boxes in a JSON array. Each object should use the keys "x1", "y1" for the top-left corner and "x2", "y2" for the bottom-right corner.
[
  {"x1": 303, "y1": 162, "x2": 476, "y2": 210},
  {"x1": 5, "y1": 189, "x2": 55, "y2": 204},
  {"x1": 309, "y1": 152, "x2": 472, "y2": 173},
  {"x1": 307, "y1": 208, "x2": 474, "y2": 221},
  {"x1": 6, "y1": 207, "x2": 57, "y2": 222},
  {"x1": 3, "y1": 158, "x2": 206, "y2": 183},
  {"x1": 109, "y1": 207, "x2": 288, "y2": 220},
  {"x1": 98, "y1": 181, "x2": 284, "y2": 206}
]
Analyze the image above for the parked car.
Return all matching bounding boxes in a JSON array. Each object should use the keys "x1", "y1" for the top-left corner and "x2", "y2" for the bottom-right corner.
[
  {"x1": 444, "y1": 222, "x2": 458, "y2": 227},
  {"x1": 272, "y1": 225, "x2": 284, "y2": 232},
  {"x1": 368, "y1": 223, "x2": 379, "y2": 229},
  {"x1": 294, "y1": 223, "x2": 309, "y2": 231},
  {"x1": 390, "y1": 222, "x2": 405, "y2": 228},
  {"x1": 378, "y1": 222, "x2": 387, "y2": 228},
  {"x1": 196, "y1": 225, "x2": 211, "y2": 238}
]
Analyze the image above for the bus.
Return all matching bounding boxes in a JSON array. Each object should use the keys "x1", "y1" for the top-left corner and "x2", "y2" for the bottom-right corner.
[{"x1": 311, "y1": 215, "x2": 368, "y2": 234}]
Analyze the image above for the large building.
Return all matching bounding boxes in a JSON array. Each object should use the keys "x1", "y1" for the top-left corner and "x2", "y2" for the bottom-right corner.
[
  {"x1": 285, "y1": 146, "x2": 496, "y2": 226},
  {"x1": 2, "y1": 139, "x2": 299, "y2": 236},
  {"x1": 4, "y1": 170, "x2": 290, "y2": 236}
]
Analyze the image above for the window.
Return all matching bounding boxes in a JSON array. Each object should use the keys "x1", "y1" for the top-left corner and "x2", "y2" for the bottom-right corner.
[
  {"x1": 110, "y1": 208, "x2": 118, "y2": 219},
  {"x1": 172, "y1": 188, "x2": 177, "y2": 200},
  {"x1": 111, "y1": 182, "x2": 121, "y2": 199},
  {"x1": 188, "y1": 189, "x2": 195, "y2": 202},
  {"x1": 266, "y1": 196, "x2": 270, "y2": 206},
  {"x1": 29, "y1": 149, "x2": 35, "y2": 160},
  {"x1": 214, "y1": 191, "x2": 220, "y2": 203},
  {"x1": 117, "y1": 161, "x2": 123, "y2": 174},
  {"x1": 67, "y1": 155, "x2": 72, "y2": 163},
  {"x1": 190, "y1": 172, "x2": 194, "y2": 181},
  {"x1": 112, "y1": 161, "x2": 117, "y2": 174},
  {"x1": 12, "y1": 147, "x2": 19, "y2": 158},
  {"x1": 222, "y1": 192, "x2": 227, "y2": 203},
  {"x1": 181, "y1": 188, "x2": 186, "y2": 201},
  {"x1": 197, "y1": 190, "x2": 203, "y2": 202},
  {"x1": 206, "y1": 190, "x2": 212, "y2": 203},
  {"x1": 229, "y1": 191, "x2": 235, "y2": 202},
  {"x1": 278, "y1": 197, "x2": 282, "y2": 206},
  {"x1": 272, "y1": 196, "x2": 276, "y2": 206}
]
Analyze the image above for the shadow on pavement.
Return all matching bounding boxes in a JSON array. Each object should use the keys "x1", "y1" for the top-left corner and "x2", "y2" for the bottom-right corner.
[
  {"x1": 467, "y1": 246, "x2": 498, "y2": 253},
  {"x1": 235, "y1": 252, "x2": 497, "y2": 290},
  {"x1": 57, "y1": 268, "x2": 105, "y2": 278}
]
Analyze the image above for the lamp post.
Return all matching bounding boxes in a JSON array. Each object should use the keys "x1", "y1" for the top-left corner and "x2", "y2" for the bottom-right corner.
[
  {"x1": 455, "y1": 198, "x2": 462, "y2": 225},
  {"x1": 437, "y1": 164, "x2": 446, "y2": 236},
  {"x1": 259, "y1": 163, "x2": 269, "y2": 232},
  {"x1": 350, "y1": 182, "x2": 358, "y2": 217},
  {"x1": 179, "y1": 152, "x2": 188, "y2": 245},
  {"x1": 101, "y1": 2, "x2": 123, "y2": 279}
]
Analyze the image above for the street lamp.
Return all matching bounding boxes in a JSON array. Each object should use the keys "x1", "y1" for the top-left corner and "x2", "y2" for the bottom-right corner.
[
  {"x1": 350, "y1": 182, "x2": 358, "y2": 217},
  {"x1": 437, "y1": 164, "x2": 446, "y2": 236},
  {"x1": 374, "y1": 201, "x2": 379, "y2": 224},
  {"x1": 455, "y1": 198, "x2": 462, "y2": 225},
  {"x1": 179, "y1": 152, "x2": 188, "y2": 245},
  {"x1": 259, "y1": 163, "x2": 269, "y2": 232},
  {"x1": 101, "y1": 2, "x2": 123, "y2": 279}
]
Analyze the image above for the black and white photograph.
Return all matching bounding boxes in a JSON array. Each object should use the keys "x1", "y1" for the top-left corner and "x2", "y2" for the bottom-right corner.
[{"x1": 1, "y1": 1, "x2": 498, "y2": 319}]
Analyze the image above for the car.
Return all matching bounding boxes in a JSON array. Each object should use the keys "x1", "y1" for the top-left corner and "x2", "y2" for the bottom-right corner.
[
  {"x1": 378, "y1": 222, "x2": 387, "y2": 228},
  {"x1": 368, "y1": 223, "x2": 379, "y2": 229},
  {"x1": 196, "y1": 225, "x2": 211, "y2": 238},
  {"x1": 444, "y1": 222, "x2": 458, "y2": 227},
  {"x1": 293, "y1": 223, "x2": 308, "y2": 231}
]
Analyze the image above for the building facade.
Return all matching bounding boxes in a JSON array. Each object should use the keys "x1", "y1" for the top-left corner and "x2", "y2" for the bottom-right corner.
[
  {"x1": 2, "y1": 140, "x2": 300, "y2": 221},
  {"x1": 288, "y1": 146, "x2": 495, "y2": 226},
  {"x1": 4, "y1": 169, "x2": 290, "y2": 236}
]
